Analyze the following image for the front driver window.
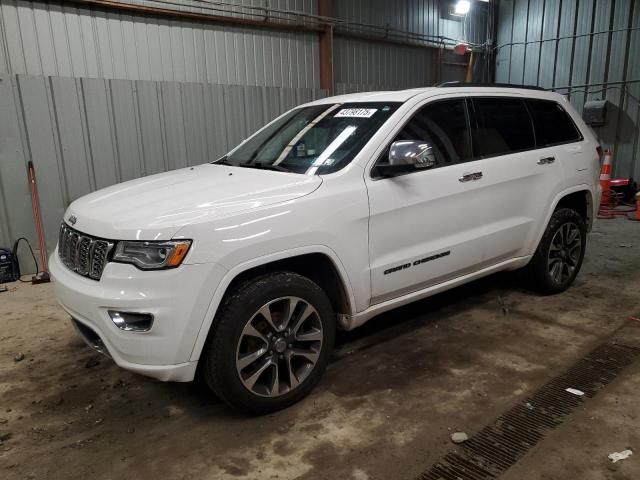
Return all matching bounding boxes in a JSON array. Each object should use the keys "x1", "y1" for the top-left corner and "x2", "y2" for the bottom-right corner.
[{"x1": 378, "y1": 99, "x2": 472, "y2": 170}]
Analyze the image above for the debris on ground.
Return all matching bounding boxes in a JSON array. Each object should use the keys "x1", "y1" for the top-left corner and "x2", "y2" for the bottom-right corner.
[
  {"x1": 13, "y1": 352, "x2": 25, "y2": 362},
  {"x1": 565, "y1": 387, "x2": 585, "y2": 396},
  {"x1": 525, "y1": 402, "x2": 534, "y2": 410},
  {"x1": 450, "y1": 432, "x2": 469, "y2": 444},
  {"x1": 84, "y1": 357, "x2": 100, "y2": 369},
  {"x1": 498, "y1": 296, "x2": 509, "y2": 316},
  {"x1": 618, "y1": 244, "x2": 633, "y2": 248},
  {"x1": 609, "y1": 450, "x2": 633, "y2": 463},
  {"x1": 84, "y1": 404, "x2": 93, "y2": 413}
]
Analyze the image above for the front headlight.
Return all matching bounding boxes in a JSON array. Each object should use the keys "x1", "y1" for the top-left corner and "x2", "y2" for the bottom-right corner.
[{"x1": 112, "y1": 240, "x2": 192, "y2": 270}]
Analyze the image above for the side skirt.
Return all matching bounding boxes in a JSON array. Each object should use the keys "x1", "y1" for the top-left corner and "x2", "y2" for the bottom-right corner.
[{"x1": 338, "y1": 256, "x2": 531, "y2": 331}]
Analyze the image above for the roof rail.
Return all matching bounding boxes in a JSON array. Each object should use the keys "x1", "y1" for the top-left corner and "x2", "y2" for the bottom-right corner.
[{"x1": 435, "y1": 81, "x2": 547, "y2": 91}]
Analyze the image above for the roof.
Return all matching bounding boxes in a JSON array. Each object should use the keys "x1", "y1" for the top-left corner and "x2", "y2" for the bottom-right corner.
[{"x1": 305, "y1": 84, "x2": 566, "y2": 106}]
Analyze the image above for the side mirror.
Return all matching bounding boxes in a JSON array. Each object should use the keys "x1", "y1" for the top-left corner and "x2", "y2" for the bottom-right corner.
[{"x1": 376, "y1": 140, "x2": 436, "y2": 177}]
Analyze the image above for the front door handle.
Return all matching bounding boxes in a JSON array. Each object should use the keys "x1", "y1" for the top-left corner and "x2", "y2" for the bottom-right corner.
[
  {"x1": 538, "y1": 156, "x2": 556, "y2": 165},
  {"x1": 459, "y1": 172, "x2": 483, "y2": 182}
]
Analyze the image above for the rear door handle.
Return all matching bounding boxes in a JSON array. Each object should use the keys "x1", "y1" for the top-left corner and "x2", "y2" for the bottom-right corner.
[
  {"x1": 538, "y1": 156, "x2": 555, "y2": 165},
  {"x1": 459, "y1": 172, "x2": 483, "y2": 182}
]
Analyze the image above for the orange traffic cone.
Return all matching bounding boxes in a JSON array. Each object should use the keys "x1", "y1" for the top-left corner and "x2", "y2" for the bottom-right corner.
[{"x1": 599, "y1": 149, "x2": 613, "y2": 206}]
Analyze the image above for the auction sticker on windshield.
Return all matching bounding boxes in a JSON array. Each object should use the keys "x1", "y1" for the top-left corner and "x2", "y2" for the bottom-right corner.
[{"x1": 334, "y1": 108, "x2": 378, "y2": 118}]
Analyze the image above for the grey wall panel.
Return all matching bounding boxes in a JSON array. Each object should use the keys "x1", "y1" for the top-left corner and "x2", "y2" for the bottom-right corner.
[
  {"x1": 523, "y1": 0, "x2": 543, "y2": 86},
  {"x1": 569, "y1": 0, "x2": 595, "y2": 115},
  {"x1": 49, "y1": 77, "x2": 95, "y2": 199},
  {"x1": 136, "y1": 81, "x2": 167, "y2": 175},
  {"x1": 0, "y1": 72, "x2": 326, "y2": 273},
  {"x1": 508, "y1": 0, "x2": 527, "y2": 84},
  {"x1": 223, "y1": 84, "x2": 249, "y2": 149},
  {"x1": 495, "y1": 0, "x2": 513, "y2": 82},
  {"x1": 334, "y1": 37, "x2": 436, "y2": 92},
  {"x1": 0, "y1": 1, "x2": 320, "y2": 88},
  {"x1": 537, "y1": 0, "x2": 560, "y2": 88},
  {"x1": 182, "y1": 82, "x2": 211, "y2": 166},
  {"x1": 0, "y1": 73, "x2": 37, "y2": 269},
  {"x1": 205, "y1": 83, "x2": 231, "y2": 159},
  {"x1": 161, "y1": 82, "x2": 190, "y2": 171},
  {"x1": 16, "y1": 75, "x2": 67, "y2": 258},
  {"x1": 110, "y1": 80, "x2": 145, "y2": 180},
  {"x1": 496, "y1": 0, "x2": 640, "y2": 178},
  {"x1": 82, "y1": 79, "x2": 120, "y2": 189}
]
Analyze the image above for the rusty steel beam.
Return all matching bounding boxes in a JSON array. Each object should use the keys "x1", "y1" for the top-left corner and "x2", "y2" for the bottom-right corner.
[
  {"x1": 318, "y1": 0, "x2": 334, "y2": 94},
  {"x1": 58, "y1": 0, "x2": 324, "y2": 34}
]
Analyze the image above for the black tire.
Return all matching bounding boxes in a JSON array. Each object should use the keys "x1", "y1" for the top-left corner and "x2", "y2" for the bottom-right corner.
[
  {"x1": 202, "y1": 271, "x2": 335, "y2": 415},
  {"x1": 523, "y1": 207, "x2": 587, "y2": 295}
]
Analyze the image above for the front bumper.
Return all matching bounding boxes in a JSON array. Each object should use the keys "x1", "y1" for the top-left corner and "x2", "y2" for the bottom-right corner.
[{"x1": 50, "y1": 251, "x2": 227, "y2": 381}]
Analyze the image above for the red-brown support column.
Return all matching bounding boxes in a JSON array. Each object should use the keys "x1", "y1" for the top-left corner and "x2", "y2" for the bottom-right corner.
[{"x1": 318, "y1": 0, "x2": 334, "y2": 94}]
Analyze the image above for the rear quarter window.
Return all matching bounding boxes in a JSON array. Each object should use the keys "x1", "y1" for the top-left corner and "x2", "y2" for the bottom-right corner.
[
  {"x1": 471, "y1": 98, "x2": 536, "y2": 157},
  {"x1": 526, "y1": 99, "x2": 583, "y2": 147}
]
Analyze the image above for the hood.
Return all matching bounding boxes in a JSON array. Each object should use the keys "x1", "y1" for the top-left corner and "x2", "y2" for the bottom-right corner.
[{"x1": 65, "y1": 164, "x2": 322, "y2": 240}]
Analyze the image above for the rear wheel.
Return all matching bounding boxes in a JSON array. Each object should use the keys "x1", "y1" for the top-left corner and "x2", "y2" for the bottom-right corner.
[
  {"x1": 523, "y1": 208, "x2": 586, "y2": 294},
  {"x1": 202, "y1": 272, "x2": 335, "y2": 414}
]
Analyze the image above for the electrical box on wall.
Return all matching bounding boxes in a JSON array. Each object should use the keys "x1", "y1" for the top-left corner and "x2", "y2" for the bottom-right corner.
[{"x1": 583, "y1": 100, "x2": 608, "y2": 126}]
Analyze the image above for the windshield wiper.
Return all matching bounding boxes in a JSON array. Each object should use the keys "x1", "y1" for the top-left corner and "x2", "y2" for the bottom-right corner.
[
  {"x1": 238, "y1": 162, "x2": 290, "y2": 172},
  {"x1": 213, "y1": 156, "x2": 231, "y2": 165}
]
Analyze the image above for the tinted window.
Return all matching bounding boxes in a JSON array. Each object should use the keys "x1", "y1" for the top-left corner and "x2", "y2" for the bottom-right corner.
[
  {"x1": 472, "y1": 98, "x2": 535, "y2": 157},
  {"x1": 527, "y1": 99, "x2": 582, "y2": 146},
  {"x1": 388, "y1": 99, "x2": 471, "y2": 168}
]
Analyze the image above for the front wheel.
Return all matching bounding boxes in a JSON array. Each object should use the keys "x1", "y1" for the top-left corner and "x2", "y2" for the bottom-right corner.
[
  {"x1": 202, "y1": 272, "x2": 335, "y2": 414},
  {"x1": 523, "y1": 207, "x2": 587, "y2": 295}
]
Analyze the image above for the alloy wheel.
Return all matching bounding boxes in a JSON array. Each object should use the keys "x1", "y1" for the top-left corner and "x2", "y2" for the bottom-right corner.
[
  {"x1": 235, "y1": 296, "x2": 323, "y2": 397},
  {"x1": 548, "y1": 222, "x2": 582, "y2": 285}
]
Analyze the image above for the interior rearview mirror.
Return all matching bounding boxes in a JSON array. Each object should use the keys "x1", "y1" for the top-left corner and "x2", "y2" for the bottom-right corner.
[{"x1": 377, "y1": 140, "x2": 436, "y2": 177}]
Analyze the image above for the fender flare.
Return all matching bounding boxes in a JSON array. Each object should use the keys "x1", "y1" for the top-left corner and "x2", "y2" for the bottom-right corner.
[
  {"x1": 188, "y1": 245, "x2": 357, "y2": 361},
  {"x1": 533, "y1": 184, "x2": 596, "y2": 251}
]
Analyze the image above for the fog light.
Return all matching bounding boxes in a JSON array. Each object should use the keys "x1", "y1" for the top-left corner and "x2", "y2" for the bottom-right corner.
[{"x1": 108, "y1": 311, "x2": 154, "y2": 332}]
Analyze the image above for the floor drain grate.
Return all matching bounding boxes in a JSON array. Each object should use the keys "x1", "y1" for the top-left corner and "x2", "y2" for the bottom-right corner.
[{"x1": 416, "y1": 342, "x2": 640, "y2": 480}]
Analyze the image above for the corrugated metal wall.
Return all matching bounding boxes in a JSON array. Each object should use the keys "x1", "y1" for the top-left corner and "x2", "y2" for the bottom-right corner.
[
  {"x1": 333, "y1": 0, "x2": 488, "y2": 92},
  {"x1": 333, "y1": 0, "x2": 487, "y2": 45},
  {"x1": 334, "y1": 37, "x2": 437, "y2": 94},
  {"x1": 496, "y1": 0, "x2": 640, "y2": 179},
  {"x1": 0, "y1": 0, "x2": 320, "y2": 87},
  {"x1": 0, "y1": 71, "x2": 324, "y2": 268}
]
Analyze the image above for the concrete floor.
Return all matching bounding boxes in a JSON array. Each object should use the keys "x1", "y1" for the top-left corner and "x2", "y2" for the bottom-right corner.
[{"x1": 1, "y1": 219, "x2": 639, "y2": 480}]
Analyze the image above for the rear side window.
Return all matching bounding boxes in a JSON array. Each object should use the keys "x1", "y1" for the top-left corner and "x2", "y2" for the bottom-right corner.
[
  {"x1": 392, "y1": 99, "x2": 472, "y2": 167},
  {"x1": 527, "y1": 99, "x2": 583, "y2": 146},
  {"x1": 471, "y1": 98, "x2": 535, "y2": 157}
]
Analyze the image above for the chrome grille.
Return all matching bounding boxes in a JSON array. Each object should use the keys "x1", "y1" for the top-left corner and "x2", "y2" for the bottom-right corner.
[{"x1": 58, "y1": 224, "x2": 114, "y2": 280}]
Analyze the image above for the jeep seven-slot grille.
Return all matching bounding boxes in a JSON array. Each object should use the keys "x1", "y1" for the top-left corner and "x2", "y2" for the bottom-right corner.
[{"x1": 58, "y1": 223, "x2": 114, "y2": 280}]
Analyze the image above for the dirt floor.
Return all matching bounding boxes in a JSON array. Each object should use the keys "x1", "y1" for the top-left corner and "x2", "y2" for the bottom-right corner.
[{"x1": 1, "y1": 218, "x2": 639, "y2": 480}]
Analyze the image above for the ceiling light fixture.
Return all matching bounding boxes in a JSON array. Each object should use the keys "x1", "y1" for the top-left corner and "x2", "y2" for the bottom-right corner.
[{"x1": 455, "y1": 0, "x2": 471, "y2": 15}]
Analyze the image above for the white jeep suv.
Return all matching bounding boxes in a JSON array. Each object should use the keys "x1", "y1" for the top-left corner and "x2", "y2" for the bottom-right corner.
[{"x1": 51, "y1": 85, "x2": 601, "y2": 413}]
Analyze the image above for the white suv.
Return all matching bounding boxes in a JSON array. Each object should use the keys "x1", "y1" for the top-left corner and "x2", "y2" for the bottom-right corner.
[{"x1": 51, "y1": 85, "x2": 601, "y2": 413}]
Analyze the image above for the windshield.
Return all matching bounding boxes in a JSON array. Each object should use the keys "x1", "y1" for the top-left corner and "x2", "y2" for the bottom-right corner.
[{"x1": 216, "y1": 102, "x2": 400, "y2": 174}]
